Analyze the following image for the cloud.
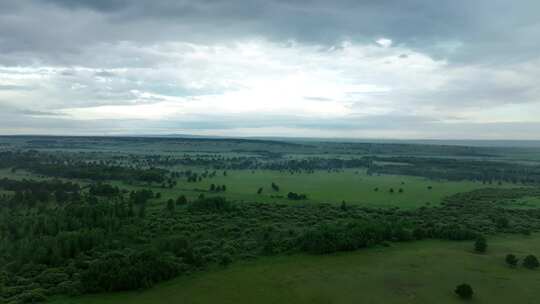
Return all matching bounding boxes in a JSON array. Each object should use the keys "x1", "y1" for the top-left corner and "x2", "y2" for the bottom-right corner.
[
  {"x1": 376, "y1": 38, "x2": 392, "y2": 48},
  {"x1": 0, "y1": 1, "x2": 538, "y2": 139}
]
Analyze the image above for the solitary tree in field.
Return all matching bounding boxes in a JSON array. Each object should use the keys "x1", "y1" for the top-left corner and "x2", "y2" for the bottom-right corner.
[
  {"x1": 257, "y1": 187, "x2": 263, "y2": 194},
  {"x1": 505, "y1": 254, "x2": 519, "y2": 267},
  {"x1": 374, "y1": 187, "x2": 379, "y2": 192},
  {"x1": 455, "y1": 283, "x2": 473, "y2": 299},
  {"x1": 389, "y1": 188, "x2": 394, "y2": 193},
  {"x1": 474, "y1": 236, "x2": 487, "y2": 253},
  {"x1": 523, "y1": 255, "x2": 539, "y2": 269}
]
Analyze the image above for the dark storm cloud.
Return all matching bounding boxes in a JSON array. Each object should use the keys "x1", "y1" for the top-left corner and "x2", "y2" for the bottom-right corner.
[{"x1": 0, "y1": 0, "x2": 536, "y2": 65}]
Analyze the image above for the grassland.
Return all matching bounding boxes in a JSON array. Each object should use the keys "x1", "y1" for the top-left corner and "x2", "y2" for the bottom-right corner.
[
  {"x1": 0, "y1": 166, "x2": 512, "y2": 209},
  {"x1": 52, "y1": 234, "x2": 540, "y2": 304},
  {"x1": 117, "y1": 169, "x2": 511, "y2": 209}
]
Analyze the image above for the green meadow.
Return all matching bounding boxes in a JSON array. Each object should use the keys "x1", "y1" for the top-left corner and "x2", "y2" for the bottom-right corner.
[
  {"x1": 52, "y1": 234, "x2": 540, "y2": 304},
  {"x1": 117, "y1": 169, "x2": 510, "y2": 209}
]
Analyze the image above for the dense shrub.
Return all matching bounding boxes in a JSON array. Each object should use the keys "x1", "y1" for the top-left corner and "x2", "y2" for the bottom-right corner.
[
  {"x1": 81, "y1": 250, "x2": 182, "y2": 292},
  {"x1": 522, "y1": 255, "x2": 539, "y2": 269},
  {"x1": 300, "y1": 221, "x2": 411, "y2": 254},
  {"x1": 187, "y1": 196, "x2": 234, "y2": 212},
  {"x1": 455, "y1": 283, "x2": 473, "y2": 299}
]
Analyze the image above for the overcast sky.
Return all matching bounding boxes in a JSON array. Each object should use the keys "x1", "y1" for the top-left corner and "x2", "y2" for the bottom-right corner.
[{"x1": 1, "y1": 0, "x2": 539, "y2": 139}]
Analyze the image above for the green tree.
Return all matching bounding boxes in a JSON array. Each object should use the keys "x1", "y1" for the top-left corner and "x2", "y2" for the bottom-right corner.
[
  {"x1": 454, "y1": 283, "x2": 473, "y2": 299},
  {"x1": 523, "y1": 255, "x2": 539, "y2": 269},
  {"x1": 474, "y1": 236, "x2": 487, "y2": 253},
  {"x1": 505, "y1": 254, "x2": 519, "y2": 267}
]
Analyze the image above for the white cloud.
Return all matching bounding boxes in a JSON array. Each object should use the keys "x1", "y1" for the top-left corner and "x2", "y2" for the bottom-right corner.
[
  {"x1": 376, "y1": 38, "x2": 393, "y2": 48},
  {"x1": 0, "y1": 38, "x2": 539, "y2": 138}
]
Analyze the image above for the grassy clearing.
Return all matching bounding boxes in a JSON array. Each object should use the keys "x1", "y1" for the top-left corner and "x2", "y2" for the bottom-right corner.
[
  {"x1": 52, "y1": 234, "x2": 540, "y2": 304},
  {"x1": 121, "y1": 169, "x2": 511, "y2": 209}
]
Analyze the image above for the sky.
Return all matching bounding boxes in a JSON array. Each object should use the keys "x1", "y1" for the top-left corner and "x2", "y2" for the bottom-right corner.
[{"x1": 1, "y1": 0, "x2": 539, "y2": 139}]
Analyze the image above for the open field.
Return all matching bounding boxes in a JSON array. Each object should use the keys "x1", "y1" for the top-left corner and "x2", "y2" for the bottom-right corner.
[
  {"x1": 115, "y1": 169, "x2": 512, "y2": 209},
  {"x1": 52, "y1": 234, "x2": 540, "y2": 304},
  {"x1": 0, "y1": 167, "x2": 509, "y2": 209}
]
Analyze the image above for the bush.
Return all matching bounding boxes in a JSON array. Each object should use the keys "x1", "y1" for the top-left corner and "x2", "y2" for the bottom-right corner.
[
  {"x1": 300, "y1": 221, "x2": 410, "y2": 254},
  {"x1": 505, "y1": 254, "x2": 519, "y2": 267},
  {"x1": 454, "y1": 283, "x2": 473, "y2": 299},
  {"x1": 219, "y1": 254, "x2": 232, "y2": 266},
  {"x1": 35, "y1": 268, "x2": 69, "y2": 288},
  {"x1": 474, "y1": 237, "x2": 487, "y2": 253},
  {"x1": 81, "y1": 250, "x2": 182, "y2": 292},
  {"x1": 187, "y1": 196, "x2": 234, "y2": 212},
  {"x1": 14, "y1": 288, "x2": 48, "y2": 303},
  {"x1": 522, "y1": 255, "x2": 539, "y2": 269}
]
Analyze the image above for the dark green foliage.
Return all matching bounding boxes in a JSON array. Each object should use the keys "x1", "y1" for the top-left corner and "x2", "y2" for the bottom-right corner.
[
  {"x1": 176, "y1": 195, "x2": 187, "y2": 205},
  {"x1": 166, "y1": 199, "x2": 175, "y2": 214},
  {"x1": 495, "y1": 217, "x2": 509, "y2": 229},
  {"x1": 89, "y1": 183, "x2": 120, "y2": 197},
  {"x1": 300, "y1": 221, "x2": 412, "y2": 254},
  {"x1": 287, "y1": 192, "x2": 307, "y2": 200},
  {"x1": 81, "y1": 250, "x2": 182, "y2": 292},
  {"x1": 130, "y1": 189, "x2": 154, "y2": 205},
  {"x1": 209, "y1": 184, "x2": 227, "y2": 192},
  {"x1": 455, "y1": 283, "x2": 473, "y2": 299},
  {"x1": 219, "y1": 254, "x2": 232, "y2": 266},
  {"x1": 505, "y1": 254, "x2": 519, "y2": 267},
  {"x1": 522, "y1": 255, "x2": 539, "y2": 269},
  {"x1": 187, "y1": 196, "x2": 234, "y2": 212},
  {"x1": 474, "y1": 237, "x2": 487, "y2": 253},
  {"x1": 12, "y1": 288, "x2": 48, "y2": 303}
]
